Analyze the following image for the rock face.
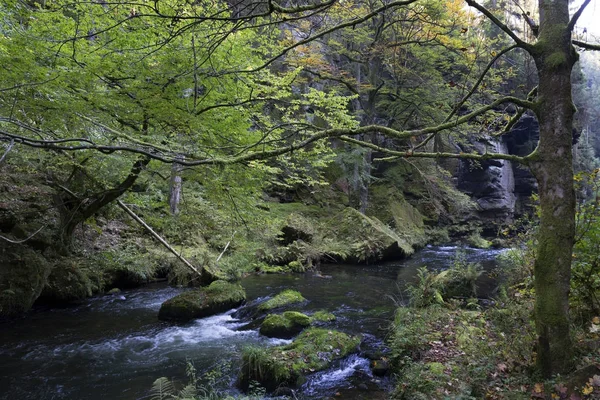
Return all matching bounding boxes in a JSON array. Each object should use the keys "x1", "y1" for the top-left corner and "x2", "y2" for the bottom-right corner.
[
  {"x1": 456, "y1": 115, "x2": 539, "y2": 226},
  {"x1": 457, "y1": 137, "x2": 516, "y2": 222},
  {"x1": 158, "y1": 280, "x2": 246, "y2": 322},
  {"x1": 239, "y1": 328, "x2": 361, "y2": 392},
  {"x1": 502, "y1": 114, "x2": 538, "y2": 215},
  {"x1": 259, "y1": 311, "x2": 312, "y2": 338}
]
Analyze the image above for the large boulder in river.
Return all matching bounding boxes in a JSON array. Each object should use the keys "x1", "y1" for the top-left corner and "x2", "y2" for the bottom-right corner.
[
  {"x1": 332, "y1": 207, "x2": 414, "y2": 262},
  {"x1": 239, "y1": 328, "x2": 361, "y2": 392},
  {"x1": 259, "y1": 311, "x2": 311, "y2": 338},
  {"x1": 158, "y1": 280, "x2": 245, "y2": 322}
]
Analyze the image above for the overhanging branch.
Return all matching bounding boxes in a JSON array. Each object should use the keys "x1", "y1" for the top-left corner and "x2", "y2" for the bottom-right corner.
[
  {"x1": 464, "y1": 0, "x2": 531, "y2": 50},
  {"x1": 340, "y1": 135, "x2": 528, "y2": 165},
  {"x1": 568, "y1": 0, "x2": 592, "y2": 32},
  {"x1": 572, "y1": 40, "x2": 600, "y2": 51}
]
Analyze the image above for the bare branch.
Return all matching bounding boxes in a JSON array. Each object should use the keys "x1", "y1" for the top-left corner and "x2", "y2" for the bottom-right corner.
[
  {"x1": 568, "y1": 0, "x2": 592, "y2": 32},
  {"x1": 0, "y1": 224, "x2": 47, "y2": 244},
  {"x1": 464, "y1": 0, "x2": 531, "y2": 50},
  {"x1": 572, "y1": 40, "x2": 600, "y2": 51}
]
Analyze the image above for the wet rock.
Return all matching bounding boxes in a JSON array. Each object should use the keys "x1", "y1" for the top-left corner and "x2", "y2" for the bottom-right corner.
[
  {"x1": 259, "y1": 311, "x2": 311, "y2": 338},
  {"x1": 370, "y1": 358, "x2": 390, "y2": 377},
  {"x1": 239, "y1": 328, "x2": 361, "y2": 393},
  {"x1": 158, "y1": 280, "x2": 245, "y2": 322},
  {"x1": 107, "y1": 288, "x2": 121, "y2": 295},
  {"x1": 258, "y1": 289, "x2": 306, "y2": 312}
]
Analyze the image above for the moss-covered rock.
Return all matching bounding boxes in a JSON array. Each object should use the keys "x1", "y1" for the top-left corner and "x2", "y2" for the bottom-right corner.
[
  {"x1": 239, "y1": 328, "x2": 361, "y2": 392},
  {"x1": 0, "y1": 244, "x2": 52, "y2": 317},
  {"x1": 278, "y1": 213, "x2": 315, "y2": 245},
  {"x1": 259, "y1": 311, "x2": 312, "y2": 338},
  {"x1": 40, "y1": 260, "x2": 93, "y2": 303},
  {"x1": 158, "y1": 280, "x2": 246, "y2": 322},
  {"x1": 311, "y1": 310, "x2": 336, "y2": 322},
  {"x1": 258, "y1": 289, "x2": 306, "y2": 311},
  {"x1": 331, "y1": 207, "x2": 415, "y2": 262}
]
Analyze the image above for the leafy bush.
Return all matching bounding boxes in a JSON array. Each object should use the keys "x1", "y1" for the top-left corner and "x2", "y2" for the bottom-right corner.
[{"x1": 405, "y1": 267, "x2": 444, "y2": 308}]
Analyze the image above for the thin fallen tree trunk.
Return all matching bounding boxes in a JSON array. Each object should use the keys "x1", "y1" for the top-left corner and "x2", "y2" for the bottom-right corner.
[
  {"x1": 117, "y1": 200, "x2": 203, "y2": 279},
  {"x1": 215, "y1": 231, "x2": 236, "y2": 265}
]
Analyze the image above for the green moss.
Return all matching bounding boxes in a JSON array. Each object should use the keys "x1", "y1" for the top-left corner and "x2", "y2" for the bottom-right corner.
[
  {"x1": 204, "y1": 280, "x2": 246, "y2": 304},
  {"x1": 287, "y1": 260, "x2": 305, "y2": 273},
  {"x1": 41, "y1": 259, "x2": 93, "y2": 302},
  {"x1": 158, "y1": 280, "x2": 246, "y2": 322},
  {"x1": 240, "y1": 328, "x2": 361, "y2": 392},
  {"x1": 547, "y1": 52, "x2": 567, "y2": 68},
  {"x1": 466, "y1": 232, "x2": 491, "y2": 249},
  {"x1": 331, "y1": 207, "x2": 414, "y2": 261},
  {"x1": 0, "y1": 244, "x2": 52, "y2": 317},
  {"x1": 259, "y1": 311, "x2": 311, "y2": 338},
  {"x1": 311, "y1": 310, "x2": 336, "y2": 322},
  {"x1": 258, "y1": 289, "x2": 306, "y2": 311}
]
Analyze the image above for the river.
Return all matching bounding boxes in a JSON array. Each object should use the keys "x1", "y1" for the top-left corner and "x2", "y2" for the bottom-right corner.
[{"x1": 0, "y1": 246, "x2": 506, "y2": 400}]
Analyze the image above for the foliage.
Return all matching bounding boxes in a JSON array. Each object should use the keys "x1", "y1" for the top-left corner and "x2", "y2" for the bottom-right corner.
[
  {"x1": 439, "y1": 251, "x2": 484, "y2": 298},
  {"x1": 405, "y1": 267, "x2": 445, "y2": 308}
]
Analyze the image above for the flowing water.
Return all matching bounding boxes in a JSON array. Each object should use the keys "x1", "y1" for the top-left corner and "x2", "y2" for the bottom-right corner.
[{"x1": 0, "y1": 246, "x2": 506, "y2": 400}]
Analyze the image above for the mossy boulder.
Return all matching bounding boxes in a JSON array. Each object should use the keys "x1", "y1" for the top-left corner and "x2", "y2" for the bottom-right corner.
[
  {"x1": 259, "y1": 311, "x2": 312, "y2": 338},
  {"x1": 239, "y1": 328, "x2": 361, "y2": 392},
  {"x1": 311, "y1": 310, "x2": 336, "y2": 322},
  {"x1": 278, "y1": 213, "x2": 315, "y2": 245},
  {"x1": 0, "y1": 244, "x2": 52, "y2": 317},
  {"x1": 158, "y1": 280, "x2": 246, "y2": 322},
  {"x1": 40, "y1": 260, "x2": 93, "y2": 303},
  {"x1": 258, "y1": 289, "x2": 306, "y2": 312},
  {"x1": 331, "y1": 207, "x2": 414, "y2": 262}
]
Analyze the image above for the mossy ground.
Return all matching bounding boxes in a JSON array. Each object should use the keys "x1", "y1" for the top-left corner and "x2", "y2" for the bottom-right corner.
[
  {"x1": 389, "y1": 299, "x2": 600, "y2": 400},
  {"x1": 240, "y1": 328, "x2": 361, "y2": 392}
]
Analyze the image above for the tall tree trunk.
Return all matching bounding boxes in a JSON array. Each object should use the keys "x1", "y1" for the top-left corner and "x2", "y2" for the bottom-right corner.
[
  {"x1": 169, "y1": 156, "x2": 184, "y2": 215},
  {"x1": 529, "y1": 0, "x2": 578, "y2": 376}
]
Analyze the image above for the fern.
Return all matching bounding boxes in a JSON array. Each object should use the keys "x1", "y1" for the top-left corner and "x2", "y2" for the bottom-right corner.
[{"x1": 149, "y1": 377, "x2": 176, "y2": 400}]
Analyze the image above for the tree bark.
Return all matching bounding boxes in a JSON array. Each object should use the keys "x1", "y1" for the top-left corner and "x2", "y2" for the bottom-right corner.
[
  {"x1": 529, "y1": 0, "x2": 578, "y2": 376},
  {"x1": 55, "y1": 157, "x2": 150, "y2": 249},
  {"x1": 168, "y1": 156, "x2": 184, "y2": 215}
]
